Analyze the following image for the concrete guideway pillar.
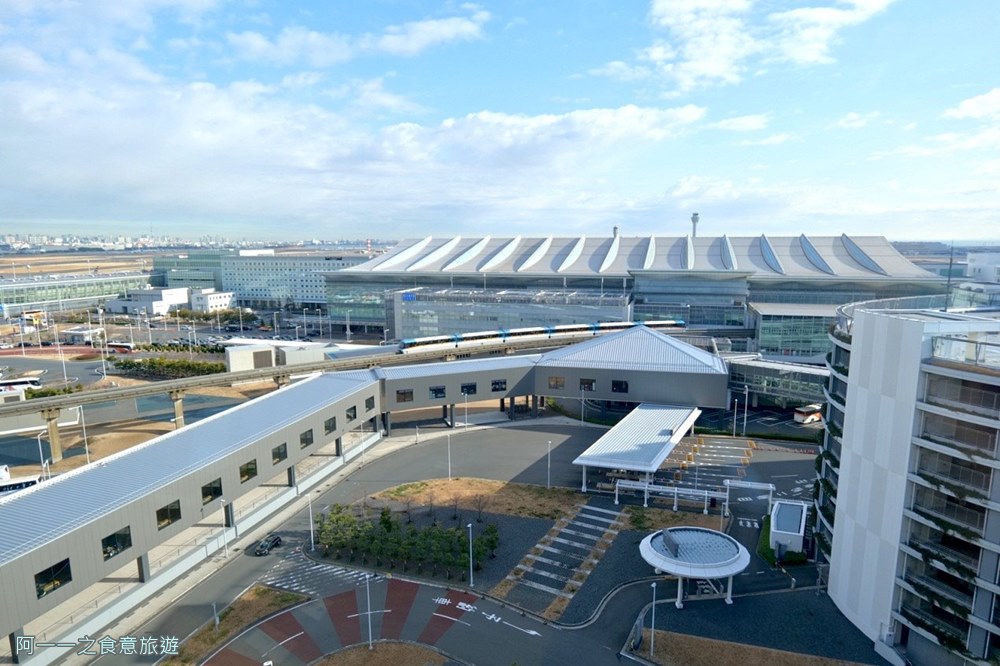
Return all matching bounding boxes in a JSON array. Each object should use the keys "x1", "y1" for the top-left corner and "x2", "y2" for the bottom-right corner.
[
  {"x1": 169, "y1": 389, "x2": 185, "y2": 430},
  {"x1": 8, "y1": 627, "x2": 25, "y2": 664},
  {"x1": 41, "y1": 407, "x2": 64, "y2": 462},
  {"x1": 137, "y1": 554, "x2": 150, "y2": 583}
]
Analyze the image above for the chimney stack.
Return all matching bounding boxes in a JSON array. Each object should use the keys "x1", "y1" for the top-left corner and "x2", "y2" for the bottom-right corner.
[{"x1": 691, "y1": 213, "x2": 699, "y2": 238}]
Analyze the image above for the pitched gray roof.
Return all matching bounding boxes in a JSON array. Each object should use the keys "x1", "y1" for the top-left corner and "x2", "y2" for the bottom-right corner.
[
  {"x1": 0, "y1": 373, "x2": 376, "y2": 564},
  {"x1": 572, "y1": 403, "x2": 701, "y2": 473},
  {"x1": 537, "y1": 326, "x2": 728, "y2": 374}
]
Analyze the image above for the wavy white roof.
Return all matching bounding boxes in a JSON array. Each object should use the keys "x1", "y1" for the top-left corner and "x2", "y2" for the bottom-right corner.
[{"x1": 346, "y1": 235, "x2": 938, "y2": 280}]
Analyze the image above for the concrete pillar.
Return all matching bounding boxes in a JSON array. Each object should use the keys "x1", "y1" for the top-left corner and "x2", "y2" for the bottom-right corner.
[
  {"x1": 335, "y1": 437, "x2": 343, "y2": 457},
  {"x1": 383, "y1": 412, "x2": 392, "y2": 436},
  {"x1": 500, "y1": 398, "x2": 505, "y2": 412},
  {"x1": 532, "y1": 395, "x2": 538, "y2": 417},
  {"x1": 42, "y1": 407, "x2": 63, "y2": 462},
  {"x1": 8, "y1": 627, "x2": 25, "y2": 664},
  {"x1": 725, "y1": 575, "x2": 734, "y2": 605},
  {"x1": 581, "y1": 465, "x2": 588, "y2": 492},
  {"x1": 169, "y1": 389, "x2": 185, "y2": 430},
  {"x1": 137, "y1": 554, "x2": 150, "y2": 583},
  {"x1": 676, "y1": 577, "x2": 684, "y2": 609},
  {"x1": 449, "y1": 404, "x2": 455, "y2": 429},
  {"x1": 442, "y1": 404, "x2": 448, "y2": 422},
  {"x1": 286, "y1": 466, "x2": 296, "y2": 487},
  {"x1": 223, "y1": 502, "x2": 234, "y2": 529},
  {"x1": 370, "y1": 416, "x2": 379, "y2": 434}
]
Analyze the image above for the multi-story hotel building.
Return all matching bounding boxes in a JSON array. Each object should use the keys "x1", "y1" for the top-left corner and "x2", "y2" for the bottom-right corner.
[{"x1": 819, "y1": 295, "x2": 1000, "y2": 665}]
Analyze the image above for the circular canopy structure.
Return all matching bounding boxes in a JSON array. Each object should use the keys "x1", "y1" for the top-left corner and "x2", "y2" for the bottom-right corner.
[{"x1": 640, "y1": 527, "x2": 750, "y2": 579}]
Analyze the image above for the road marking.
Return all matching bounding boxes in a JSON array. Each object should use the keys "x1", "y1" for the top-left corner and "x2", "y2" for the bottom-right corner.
[
  {"x1": 503, "y1": 621, "x2": 541, "y2": 637},
  {"x1": 348, "y1": 610, "x2": 392, "y2": 619},
  {"x1": 432, "y1": 613, "x2": 471, "y2": 626},
  {"x1": 260, "y1": 631, "x2": 304, "y2": 657}
]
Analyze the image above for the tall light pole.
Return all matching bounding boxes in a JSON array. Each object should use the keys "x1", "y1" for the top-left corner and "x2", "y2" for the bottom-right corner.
[
  {"x1": 35, "y1": 431, "x2": 47, "y2": 477},
  {"x1": 466, "y1": 523, "x2": 474, "y2": 587},
  {"x1": 365, "y1": 573, "x2": 374, "y2": 650},
  {"x1": 447, "y1": 433, "x2": 452, "y2": 481},
  {"x1": 742, "y1": 385, "x2": 749, "y2": 437},
  {"x1": 52, "y1": 316, "x2": 67, "y2": 383},
  {"x1": 733, "y1": 398, "x2": 738, "y2": 438},
  {"x1": 346, "y1": 310, "x2": 352, "y2": 342},
  {"x1": 650, "y1": 582, "x2": 657, "y2": 657},
  {"x1": 547, "y1": 440, "x2": 552, "y2": 489},
  {"x1": 272, "y1": 312, "x2": 278, "y2": 340},
  {"x1": 219, "y1": 499, "x2": 229, "y2": 558},
  {"x1": 80, "y1": 405, "x2": 91, "y2": 465},
  {"x1": 308, "y1": 491, "x2": 315, "y2": 551}
]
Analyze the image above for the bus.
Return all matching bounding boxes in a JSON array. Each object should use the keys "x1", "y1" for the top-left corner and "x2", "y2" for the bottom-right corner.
[
  {"x1": 0, "y1": 474, "x2": 42, "y2": 497},
  {"x1": 793, "y1": 403, "x2": 824, "y2": 424},
  {"x1": 106, "y1": 341, "x2": 135, "y2": 353},
  {"x1": 0, "y1": 377, "x2": 42, "y2": 390}
]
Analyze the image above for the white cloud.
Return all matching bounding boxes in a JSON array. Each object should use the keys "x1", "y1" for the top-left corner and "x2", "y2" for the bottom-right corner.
[
  {"x1": 374, "y1": 9, "x2": 490, "y2": 56},
  {"x1": 943, "y1": 88, "x2": 1000, "y2": 120},
  {"x1": 836, "y1": 111, "x2": 879, "y2": 128},
  {"x1": 739, "y1": 133, "x2": 792, "y2": 145},
  {"x1": 281, "y1": 71, "x2": 324, "y2": 88},
  {"x1": 588, "y1": 60, "x2": 651, "y2": 81},
  {"x1": 226, "y1": 7, "x2": 490, "y2": 68},
  {"x1": 353, "y1": 78, "x2": 424, "y2": 114},
  {"x1": 601, "y1": 0, "x2": 897, "y2": 93},
  {"x1": 711, "y1": 113, "x2": 769, "y2": 131},
  {"x1": 768, "y1": 0, "x2": 896, "y2": 65}
]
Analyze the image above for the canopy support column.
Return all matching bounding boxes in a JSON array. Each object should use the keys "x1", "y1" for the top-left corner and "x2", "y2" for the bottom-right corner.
[{"x1": 675, "y1": 577, "x2": 684, "y2": 609}]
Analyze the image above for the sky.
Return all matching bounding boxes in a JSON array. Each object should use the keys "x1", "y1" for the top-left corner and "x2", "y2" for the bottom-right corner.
[{"x1": 1, "y1": 1, "x2": 998, "y2": 242}]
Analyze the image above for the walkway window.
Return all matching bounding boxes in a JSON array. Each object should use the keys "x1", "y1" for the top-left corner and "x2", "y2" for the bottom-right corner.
[
  {"x1": 156, "y1": 500, "x2": 182, "y2": 530},
  {"x1": 201, "y1": 478, "x2": 223, "y2": 504},
  {"x1": 35, "y1": 558, "x2": 72, "y2": 598},
  {"x1": 612, "y1": 380, "x2": 629, "y2": 394},
  {"x1": 240, "y1": 459, "x2": 258, "y2": 483},
  {"x1": 396, "y1": 389, "x2": 414, "y2": 403},
  {"x1": 272, "y1": 443, "x2": 287, "y2": 464},
  {"x1": 461, "y1": 382, "x2": 477, "y2": 396},
  {"x1": 429, "y1": 386, "x2": 446, "y2": 399},
  {"x1": 548, "y1": 376, "x2": 565, "y2": 390},
  {"x1": 101, "y1": 527, "x2": 132, "y2": 561},
  {"x1": 346, "y1": 406, "x2": 357, "y2": 422},
  {"x1": 580, "y1": 379, "x2": 596, "y2": 391},
  {"x1": 491, "y1": 379, "x2": 507, "y2": 392},
  {"x1": 365, "y1": 396, "x2": 376, "y2": 411},
  {"x1": 324, "y1": 417, "x2": 337, "y2": 435}
]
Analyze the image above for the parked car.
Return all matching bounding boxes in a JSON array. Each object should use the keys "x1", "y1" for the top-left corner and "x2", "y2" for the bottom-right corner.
[{"x1": 254, "y1": 534, "x2": 282, "y2": 556}]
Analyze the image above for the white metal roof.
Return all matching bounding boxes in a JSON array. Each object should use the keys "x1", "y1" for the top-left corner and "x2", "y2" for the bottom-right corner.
[
  {"x1": 0, "y1": 373, "x2": 377, "y2": 565},
  {"x1": 343, "y1": 235, "x2": 939, "y2": 280},
  {"x1": 538, "y1": 326, "x2": 728, "y2": 375},
  {"x1": 748, "y1": 302, "x2": 840, "y2": 317},
  {"x1": 378, "y1": 354, "x2": 541, "y2": 381},
  {"x1": 639, "y1": 527, "x2": 751, "y2": 579},
  {"x1": 572, "y1": 404, "x2": 700, "y2": 473}
]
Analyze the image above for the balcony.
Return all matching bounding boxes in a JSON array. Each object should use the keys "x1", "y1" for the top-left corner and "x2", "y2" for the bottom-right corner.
[
  {"x1": 920, "y1": 415, "x2": 998, "y2": 460},
  {"x1": 931, "y1": 335, "x2": 1000, "y2": 373},
  {"x1": 900, "y1": 602, "x2": 969, "y2": 652},
  {"x1": 911, "y1": 491, "x2": 985, "y2": 540},
  {"x1": 907, "y1": 537, "x2": 979, "y2": 582},
  {"x1": 903, "y1": 571, "x2": 974, "y2": 612},
  {"x1": 924, "y1": 381, "x2": 1000, "y2": 421}
]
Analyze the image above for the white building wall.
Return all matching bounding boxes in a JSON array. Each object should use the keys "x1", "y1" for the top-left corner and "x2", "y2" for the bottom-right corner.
[
  {"x1": 828, "y1": 310, "x2": 922, "y2": 642},
  {"x1": 966, "y1": 252, "x2": 1000, "y2": 283}
]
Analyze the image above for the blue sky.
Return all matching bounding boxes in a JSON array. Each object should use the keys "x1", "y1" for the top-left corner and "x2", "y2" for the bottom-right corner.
[{"x1": 1, "y1": 0, "x2": 998, "y2": 241}]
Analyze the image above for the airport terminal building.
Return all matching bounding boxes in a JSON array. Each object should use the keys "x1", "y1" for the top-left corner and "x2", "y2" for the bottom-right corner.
[{"x1": 323, "y1": 233, "x2": 944, "y2": 359}]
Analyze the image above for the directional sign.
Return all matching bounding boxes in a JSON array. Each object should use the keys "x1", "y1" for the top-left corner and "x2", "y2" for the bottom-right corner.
[{"x1": 503, "y1": 620, "x2": 541, "y2": 637}]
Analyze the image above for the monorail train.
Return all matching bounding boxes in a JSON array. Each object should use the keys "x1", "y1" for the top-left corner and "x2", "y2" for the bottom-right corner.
[{"x1": 397, "y1": 320, "x2": 685, "y2": 354}]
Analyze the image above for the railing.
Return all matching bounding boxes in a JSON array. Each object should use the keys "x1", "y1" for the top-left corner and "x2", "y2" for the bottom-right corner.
[
  {"x1": 912, "y1": 494, "x2": 985, "y2": 535},
  {"x1": 921, "y1": 416, "x2": 998, "y2": 458},
  {"x1": 932, "y1": 335, "x2": 1000, "y2": 371},
  {"x1": 901, "y1": 601, "x2": 969, "y2": 640},
  {"x1": 924, "y1": 380, "x2": 1000, "y2": 421},
  {"x1": 916, "y1": 462, "x2": 991, "y2": 495},
  {"x1": 905, "y1": 572, "x2": 974, "y2": 608},
  {"x1": 908, "y1": 537, "x2": 979, "y2": 572}
]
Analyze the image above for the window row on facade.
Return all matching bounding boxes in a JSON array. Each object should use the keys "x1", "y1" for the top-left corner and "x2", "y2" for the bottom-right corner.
[
  {"x1": 546, "y1": 376, "x2": 629, "y2": 393},
  {"x1": 396, "y1": 381, "x2": 503, "y2": 403}
]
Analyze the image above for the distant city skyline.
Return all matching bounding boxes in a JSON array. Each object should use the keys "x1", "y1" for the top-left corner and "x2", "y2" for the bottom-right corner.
[{"x1": 1, "y1": 1, "x2": 998, "y2": 241}]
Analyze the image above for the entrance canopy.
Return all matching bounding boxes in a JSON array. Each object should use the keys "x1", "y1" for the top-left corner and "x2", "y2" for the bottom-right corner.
[{"x1": 572, "y1": 403, "x2": 700, "y2": 474}]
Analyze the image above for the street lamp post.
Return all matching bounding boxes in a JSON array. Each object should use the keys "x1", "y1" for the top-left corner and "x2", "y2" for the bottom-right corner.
[
  {"x1": 733, "y1": 398, "x2": 738, "y2": 438},
  {"x1": 294, "y1": 325, "x2": 301, "y2": 341},
  {"x1": 742, "y1": 385, "x2": 749, "y2": 437},
  {"x1": 365, "y1": 573, "x2": 374, "y2": 650},
  {"x1": 220, "y1": 499, "x2": 229, "y2": 558},
  {"x1": 308, "y1": 491, "x2": 315, "y2": 551},
  {"x1": 650, "y1": 582, "x2": 657, "y2": 657},
  {"x1": 547, "y1": 440, "x2": 551, "y2": 489},
  {"x1": 447, "y1": 433, "x2": 452, "y2": 481},
  {"x1": 466, "y1": 523, "x2": 474, "y2": 587},
  {"x1": 272, "y1": 312, "x2": 278, "y2": 340},
  {"x1": 346, "y1": 310, "x2": 352, "y2": 342},
  {"x1": 79, "y1": 406, "x2": 91, "y2": 465},
  {"x1": 35, "y1": 431, "x2": 47, "y2": 478}
]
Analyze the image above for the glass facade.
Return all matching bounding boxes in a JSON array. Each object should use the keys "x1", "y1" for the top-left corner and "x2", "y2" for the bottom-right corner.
[
  {"x1": 756, "y1": 313, "x2": 836, "y2": 359},
  {"x1": 0, "y1": 273, "x2": 150, "y2": 317}
]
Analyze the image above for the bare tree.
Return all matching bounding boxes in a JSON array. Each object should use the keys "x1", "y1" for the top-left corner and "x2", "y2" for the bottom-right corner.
[{"x1": 474, "y1": 494, "x2": 488, "y2": 523}]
